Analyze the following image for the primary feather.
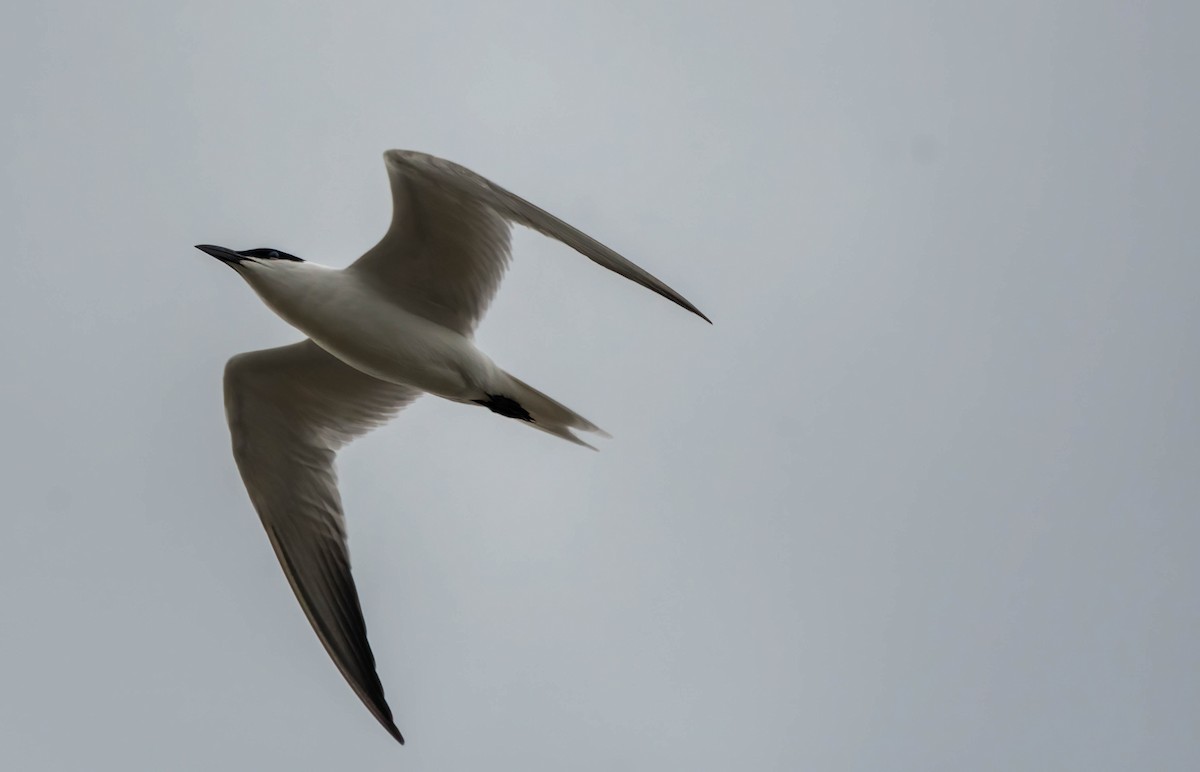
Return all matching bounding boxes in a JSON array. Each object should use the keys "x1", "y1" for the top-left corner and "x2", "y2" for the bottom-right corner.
[{"x1": 211, "y1": 150, "x2": 708, "y2": 744}]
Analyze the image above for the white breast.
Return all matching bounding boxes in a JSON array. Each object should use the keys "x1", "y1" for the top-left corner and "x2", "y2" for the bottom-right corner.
[{"x1": 239, "y1": 260, "x2": 496, "y2": 400}]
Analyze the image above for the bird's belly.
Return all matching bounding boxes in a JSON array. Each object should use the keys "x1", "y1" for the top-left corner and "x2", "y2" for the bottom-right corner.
[{"x1": 296, "y1": 303, "x2": 491, "y2": 400}]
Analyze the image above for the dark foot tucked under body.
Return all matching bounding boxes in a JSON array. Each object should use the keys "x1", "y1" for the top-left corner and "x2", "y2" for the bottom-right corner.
[{"x1": 473, "y1": 393, "x2": 534, "y2": 422}]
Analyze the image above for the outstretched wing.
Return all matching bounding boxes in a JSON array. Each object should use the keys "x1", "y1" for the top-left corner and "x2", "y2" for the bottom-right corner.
[
  {"x1": 348, "y1": 149, "x2": 710, "y2": 335},
  {"x1": 223, "y1": 340, "x2": 421, "y2": 744}
]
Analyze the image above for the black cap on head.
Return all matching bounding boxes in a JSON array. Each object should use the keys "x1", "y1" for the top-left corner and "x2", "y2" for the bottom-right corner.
[{"x1": 195, "y1": 245, "x2": 304, "y2": 265}]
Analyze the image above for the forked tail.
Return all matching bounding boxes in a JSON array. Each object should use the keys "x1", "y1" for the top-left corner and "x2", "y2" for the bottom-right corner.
[{"x1": 473, "y1": 372, "x2": 610, "y2": 449}]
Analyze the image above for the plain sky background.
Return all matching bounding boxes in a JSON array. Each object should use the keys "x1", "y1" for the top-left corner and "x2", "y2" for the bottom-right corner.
[{"x1": 1, "y1": 1, "x2": 1197, "y2": 770}]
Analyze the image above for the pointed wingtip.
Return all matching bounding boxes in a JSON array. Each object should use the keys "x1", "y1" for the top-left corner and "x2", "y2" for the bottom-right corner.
[
  {"x1": 372, "y1": 701, "x2": 405, "y2": 744},
  {"x1": 682, "y1": 298, "x2": 712, "y2": 324},
  {"x1": 377, "y1": 714, "x2": 405, "y2": 744},
  {"x1": 663, "y1": 291, "x2": 711, "y2": 324}
]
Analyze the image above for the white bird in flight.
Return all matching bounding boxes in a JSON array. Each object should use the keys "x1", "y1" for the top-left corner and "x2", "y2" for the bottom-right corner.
[{"x1": 196, "y1": 150, "x2": 708, "y2": 744}]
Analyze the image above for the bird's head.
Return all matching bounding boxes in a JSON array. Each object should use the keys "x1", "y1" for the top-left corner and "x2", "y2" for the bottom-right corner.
[
  {"x1": 195, "y1": 243, "x2": 328, "y2": 315},
  {"x1": 195, "y1": 244, "x2": 305, "y2": 270}
]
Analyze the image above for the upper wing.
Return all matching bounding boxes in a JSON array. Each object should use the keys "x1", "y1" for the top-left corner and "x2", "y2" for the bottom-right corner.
[
  {"x1": 223, "y1": 340, "x2": 421, "y2": 744},
  {"x1": 348, "y1": 150, "x2": 710, "y2": 335}
]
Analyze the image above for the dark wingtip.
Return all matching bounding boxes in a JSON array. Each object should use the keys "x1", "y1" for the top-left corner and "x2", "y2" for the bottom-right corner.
[
  {"x1": 367, "y1": 693, "x2": 405, "y2": 744},
  {"x1": 681, "y1": 299, "x2": 713, "y2": 324},
  {"x1": 372, "y1": 707, "x2": 405, "y2": 744},
  {"x1": 658, "y1": 287, "x2": 711, "y2": 324}
]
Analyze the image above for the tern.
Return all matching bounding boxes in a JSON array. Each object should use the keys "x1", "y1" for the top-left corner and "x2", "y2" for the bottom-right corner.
[{"x1": 197, "y1": 150, "x2": 708, "y2": 744}]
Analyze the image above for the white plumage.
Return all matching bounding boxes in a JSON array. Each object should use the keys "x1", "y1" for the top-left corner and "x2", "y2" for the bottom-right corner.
[{"x1": 197, "y1": 150, "x2": 708, "y2": 744}]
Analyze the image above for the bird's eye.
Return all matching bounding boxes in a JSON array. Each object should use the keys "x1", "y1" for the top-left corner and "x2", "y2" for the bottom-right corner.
[{"x1": 269, "y1": 250, "x2": 280, "y2": 259}]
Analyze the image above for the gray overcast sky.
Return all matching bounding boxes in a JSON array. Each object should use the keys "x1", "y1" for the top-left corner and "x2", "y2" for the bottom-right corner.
[{"x1": 1, "y1": 1, "x2": 1197, "y2": 770}]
